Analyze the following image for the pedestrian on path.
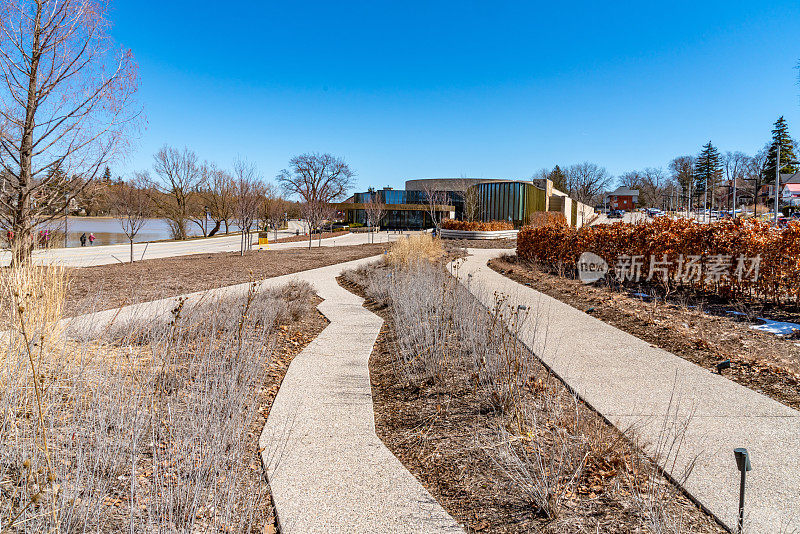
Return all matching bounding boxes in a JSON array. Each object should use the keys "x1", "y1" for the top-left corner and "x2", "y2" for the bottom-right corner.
[
  {"x1": 80, "y1": 232, "x2": 87, "y2": 246},
  {"x1": 88, "y1": 233, "x2": 95, "y2": 245}
]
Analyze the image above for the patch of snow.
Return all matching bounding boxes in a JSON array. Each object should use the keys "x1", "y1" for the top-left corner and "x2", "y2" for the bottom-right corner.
[{"x1": 751, "y1": 318, "x2": 800, "y2": 336}]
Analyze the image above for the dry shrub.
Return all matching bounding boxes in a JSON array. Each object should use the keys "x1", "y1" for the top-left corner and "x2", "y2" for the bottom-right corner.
[
  {"x1": 518, "y1": 217, "x2": 800, "y2": 302},
  {"x1": 526, "y1": 212, "x2": 567, "y2": 228},
  {"x1": 440, "y1": 219, "x2": 514, "y2": 231},
  {"x1": 0, "y1": 262, "x2": 313, "y2": 532},
  {"x1": 351, "y1": 258, "x2": 705, "y2": 531},
  {"x1": 385, "y1": 233, "x2": 443, "y2": 266}
]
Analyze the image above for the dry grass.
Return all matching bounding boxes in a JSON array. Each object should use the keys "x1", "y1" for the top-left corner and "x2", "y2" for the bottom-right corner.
[
  {"x1": 0, "y1": 261, "x2": 316, "y2": 532},
  {"x1": 342, "y1": 258, "x2": 721, "y2": 533},
  {"x1": 384, "y1": 233, "x2": 443, "y2": 266}
]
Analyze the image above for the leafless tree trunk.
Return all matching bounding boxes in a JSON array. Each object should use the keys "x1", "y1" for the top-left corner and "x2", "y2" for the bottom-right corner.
[
  {"x1": 110, "y1": 174, "x2": 150, "y2": 262},
  {"x1": 564, "y1": 162, "x2": 613, "y2": 204},
  {"x1": 233, "y1": 158, "x2": 263, "y2": 256},
  {"x1": 205, "y1": 167, "x2": 234, "y2": 236},
  {"x1": 277, "y1": 152, "x2": 354, "y2": 250},
  {"x1": 261, "y1": 187, "x2": 287, "y2": 241},
  {"x1": 0, "y1": 0, "x2": 140, "y2": 263},
  {"x1": 147, "y1": 146, "x2": 205, "y2": 240},
  {"x1": 364, "y1": 194, "x2": 385, "y2": 243},
  {"x1": 421, "y1": 183, "x2": 448, "y2": 232},
  {"x1": 669, "y1": 156, "x2": 695, "y2": 213}
]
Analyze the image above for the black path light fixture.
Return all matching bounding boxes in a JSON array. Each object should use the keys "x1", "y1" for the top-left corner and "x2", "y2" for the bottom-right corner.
[
  {"x1": 715, "y1": 359, "x2": 731, "y2": 374},
  {"x1": 733, "y1": 447, "x2": 752, "y2": 533}
]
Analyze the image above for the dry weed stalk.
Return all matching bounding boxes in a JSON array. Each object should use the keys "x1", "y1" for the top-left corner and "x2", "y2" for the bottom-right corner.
[
  {"x1": 1, "y1": 261, "x2": 314, "y2": 532},
  {"x1": 347, "y1": 255, "x2": 707, "y2": 531}
]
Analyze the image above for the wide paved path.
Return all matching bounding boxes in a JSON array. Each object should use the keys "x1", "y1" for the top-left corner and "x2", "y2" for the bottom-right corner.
[
  {"x1": 1, "y1": 227, "x2": 404, "y2": 267},
  {"x1": 63, "y1": 256, "x2": 463, "y2": 533},
  {"x1": 454, "y1": 249, "x2": 800, "y2": 533}
]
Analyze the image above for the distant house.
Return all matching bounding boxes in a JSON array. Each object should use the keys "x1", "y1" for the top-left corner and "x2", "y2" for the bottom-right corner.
[
  {"x1": 606, "y1": 187, "x2": 639, "y2": 211},
  {"x1": 760, "y1": 173, "x2": 800, "y2": 204},
  {"x1": 782, "y1": 183, "x2": 800, "y2": 206}
]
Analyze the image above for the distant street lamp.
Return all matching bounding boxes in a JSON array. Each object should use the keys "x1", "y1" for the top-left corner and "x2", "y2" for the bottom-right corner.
[{"x1": 204, "y1": 206, "x2": 209, "y2": 236}]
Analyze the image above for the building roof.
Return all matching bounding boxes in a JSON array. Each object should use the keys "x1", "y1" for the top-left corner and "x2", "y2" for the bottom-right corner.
[
  {"x1": 782, "y1": 172, "x2": 800, "y2": 185},
  {"x1": 404, "y1": 178, "x2": 509, "y2": 192},
  {"x1": 608, "y1": 187, "x2": 639, "y2": 196}
]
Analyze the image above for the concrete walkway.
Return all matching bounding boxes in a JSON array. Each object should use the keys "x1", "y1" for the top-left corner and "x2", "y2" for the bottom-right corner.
[
  {"x1": 453, "y1": 249, "x2": 800, "y2": 533},
  {"x1": 62, "y1": 255, "x2": 463, "y2": 533},
  {"x1": 1, "y1": 228, "x2": 406, "y2": 268},
  {"x1": 259, "y1": 263, "x2": 464, "y2": 533}
]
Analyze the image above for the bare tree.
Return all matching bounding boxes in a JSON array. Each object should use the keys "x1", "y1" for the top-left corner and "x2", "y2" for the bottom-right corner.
[
  {"x1": 148, "y1": 146, "x2": 205, "y2": 240},
  {"x1": 364, "y1": 192, "x2": 385, "y2": 243},
  {"x1": 420, "y1": 182, "x2": 449, "y2": 232},
  {"x1": 564, "y1": 163, "x2": 613, "y2": 204},
  {"x1": 0, "y1": 0, "x2": 140, "y2": 262},
  {"x1": 277, "y1": 153, "x2": 354, "y2": 249},
  {"x1": 723, "y1": 151, "x2": 749, "y2": 213},
  {"x1": 206, "y1": 167, "x2": 235, "y2": 235},
  {"x1": 744, "y1": 147, "x2": 768, "y2": 215},
  {"x1": 110, "y1": 174, "x2": 150, "y2": 263},
  {"x1": 261, "y1": 187, "x2": 287, "y2": 241},
  {"x1": 669, "y1": 156, "x2": 695, "y2": 212},
  {"x1": 232, "y1": 159, "x2": 263, "y2": 255}
]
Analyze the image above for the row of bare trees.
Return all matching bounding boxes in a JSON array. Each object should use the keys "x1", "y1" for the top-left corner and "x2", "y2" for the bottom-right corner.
[
  {"x1": 0, "y1": 1, "x2": 355, "y2": 262},
  {"x1": 108, "y1": 145, "x2": 303, "y2": 260},
  {"x1": 620, "y1": 150, "x2": 769, "y2": 212}
]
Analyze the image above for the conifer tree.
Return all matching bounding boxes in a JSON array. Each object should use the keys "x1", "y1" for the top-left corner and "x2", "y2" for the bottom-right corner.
[
  {"x1": 693, "y1": 141, "x2": 722, "y2": 209},
  {"x1": 547, "y1": 165, "x2": 567, "y2": 191},
  {"x1": 762, "y1": 116, "x2": 797, "y2": 182},
  {"x1": 102, "y1": 166, "x2": 112, "y2": 184}
]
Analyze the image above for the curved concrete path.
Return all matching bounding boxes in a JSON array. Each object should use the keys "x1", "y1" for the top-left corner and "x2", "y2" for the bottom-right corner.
[
  {"x1": 259, "y1": 264, "x2": 464, "y2": 533},
  {"x1": 61, "y1": 255, "x2": 462, "y2": 533},
  {"x1": 453, "y1": 249, "x2": 800, "y2": 533}
]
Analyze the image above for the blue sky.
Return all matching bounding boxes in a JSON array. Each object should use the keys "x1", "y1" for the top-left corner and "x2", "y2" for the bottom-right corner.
[{"x1": 111, "y1": 1, "x2": 800, "y2": 192}]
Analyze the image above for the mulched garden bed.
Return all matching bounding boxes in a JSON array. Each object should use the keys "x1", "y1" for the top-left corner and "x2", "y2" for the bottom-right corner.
[
  {"x1": 60, "y1": 243, "x2": 389, "y2": 316},
  {"x1": 490, "y1": 254, "x2": 800, "y2": 410}
]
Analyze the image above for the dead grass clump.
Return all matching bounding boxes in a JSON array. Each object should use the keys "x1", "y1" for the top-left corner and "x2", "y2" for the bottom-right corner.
[
  {"x1": 0, "y1": 261, "x2": 314, "y2": 532},
  {"x1": 385, "y1": 233, "x2": 443, "y2": 266},
  {"x1": 348, "y1": 258, "x2": 716, "y2": 532}
]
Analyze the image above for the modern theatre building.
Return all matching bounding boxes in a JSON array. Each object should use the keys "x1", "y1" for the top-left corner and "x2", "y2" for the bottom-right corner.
[{"x1": 335, "y1": 177, "x2": 595, "y2": 230}]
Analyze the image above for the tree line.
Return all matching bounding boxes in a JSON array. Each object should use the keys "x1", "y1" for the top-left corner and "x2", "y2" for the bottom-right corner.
[{"x1": 535, "y1": 116, "x2": 798, "y2": 213}]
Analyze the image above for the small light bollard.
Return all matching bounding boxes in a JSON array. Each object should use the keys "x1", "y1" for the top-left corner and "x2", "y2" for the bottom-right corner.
[{"x1": 733, "y1": 448, "x2": 752, "y2": 533}]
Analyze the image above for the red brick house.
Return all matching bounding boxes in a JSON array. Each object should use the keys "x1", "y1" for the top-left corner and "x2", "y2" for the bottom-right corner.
[{"x1": 606, "y1": 187, "x2": 639, "y2": 211}]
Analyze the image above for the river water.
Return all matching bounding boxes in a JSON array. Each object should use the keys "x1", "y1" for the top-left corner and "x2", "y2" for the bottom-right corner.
[{"x1": 41, "y1": 217, "x2": 240, "y2": 247}]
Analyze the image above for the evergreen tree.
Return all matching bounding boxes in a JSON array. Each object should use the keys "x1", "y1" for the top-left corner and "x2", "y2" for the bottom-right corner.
[
  {"x1": 693, "y1": 141, "x2": 722, "y2": 208},
  {"x1": 102, "y1": 165, "x2": 112, "y2": 184},
  {"x1": 762, "y1": 116, "x2": 798, "y2": 182},
  {"x1": 547, "y1": 165, "x2": 567, "y2": 191}
]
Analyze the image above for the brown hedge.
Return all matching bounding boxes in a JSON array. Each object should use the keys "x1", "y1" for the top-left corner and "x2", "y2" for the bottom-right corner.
[
  {"x1": 517, "y1": 217, "x2": 800, "y2": 302},
  {"x1": 440, "y1": 219, "x2": 514, "y2": 231}
]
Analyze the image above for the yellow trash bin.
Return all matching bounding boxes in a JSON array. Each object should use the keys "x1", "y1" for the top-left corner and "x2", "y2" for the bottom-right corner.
[{"x1": 258, "y1": 231, "x2": 269, "y2": 249}]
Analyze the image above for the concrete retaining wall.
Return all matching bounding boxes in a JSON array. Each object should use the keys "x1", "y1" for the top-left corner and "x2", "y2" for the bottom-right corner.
[{"x1": 439, "y1": 228, "x2": 519, "y2": 240}]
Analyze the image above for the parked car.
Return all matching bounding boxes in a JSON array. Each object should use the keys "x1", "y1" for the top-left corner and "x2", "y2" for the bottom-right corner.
[{"x1": 608, "y1": 209, "x2": 625, "y2": 219}]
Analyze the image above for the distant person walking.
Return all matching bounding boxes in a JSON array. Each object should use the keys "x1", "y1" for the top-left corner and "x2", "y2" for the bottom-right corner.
[
  {"x1": 88, "y1": 233, "x2": 95, "y2": 245},
  {"x1": 80, "y1": 232, "x2": 87, "y2": 247}
]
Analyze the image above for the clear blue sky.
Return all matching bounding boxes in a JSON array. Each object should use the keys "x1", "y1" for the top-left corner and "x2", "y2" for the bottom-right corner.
[{"x1": 111, "y1": 0, "x2": 800, "y2": 192}]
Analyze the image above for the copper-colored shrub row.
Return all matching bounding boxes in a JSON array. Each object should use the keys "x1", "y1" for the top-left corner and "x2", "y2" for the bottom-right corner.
[{"x1": 517, "y1": 218, "x2": 800, "y2": 301}]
